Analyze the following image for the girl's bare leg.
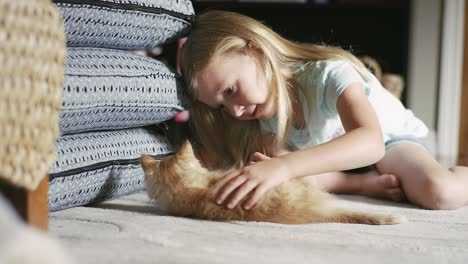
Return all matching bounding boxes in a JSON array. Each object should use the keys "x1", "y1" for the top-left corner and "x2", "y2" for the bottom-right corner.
[
  {"x1": 375, "y1": 143, "x2": 468, "y2": 209},
  {"x1": 303, "y1": 170, "x2": 405, "y2": 202}
]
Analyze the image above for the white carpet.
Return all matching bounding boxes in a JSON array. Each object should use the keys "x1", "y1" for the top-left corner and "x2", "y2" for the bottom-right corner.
[{"x1": 50, "y1": 192, "x2": 468, "y2": 264}]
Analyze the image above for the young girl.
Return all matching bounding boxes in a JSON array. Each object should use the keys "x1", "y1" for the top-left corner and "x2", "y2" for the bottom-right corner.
[{"x1": 179, "y1": 10, "x2": 468, "y2": 211}]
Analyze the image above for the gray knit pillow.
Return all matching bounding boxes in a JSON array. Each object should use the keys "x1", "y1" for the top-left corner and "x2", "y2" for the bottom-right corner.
[
  {"x1": 53, "y1": 0, "x2": 194, "y2": 49},
  {"x1": 60, "y1": 47, "x2": 187, "y2": 135},
  {"x1": 48, "y1": 127, "x2": 173, "y2": 211}
]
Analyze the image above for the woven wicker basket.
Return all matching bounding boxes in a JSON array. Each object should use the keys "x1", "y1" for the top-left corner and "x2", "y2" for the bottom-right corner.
[{"x1": 0, "y1": 0, "x2": 66, "y2": 190}]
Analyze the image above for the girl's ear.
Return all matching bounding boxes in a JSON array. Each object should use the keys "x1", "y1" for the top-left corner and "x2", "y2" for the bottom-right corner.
[{"x1": 247, "y1": 40, "x2": 264, "y2": 57}]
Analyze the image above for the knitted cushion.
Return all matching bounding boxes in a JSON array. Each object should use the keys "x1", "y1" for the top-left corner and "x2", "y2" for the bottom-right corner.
[
  {"x1": 60, "y1": 47, "x2": 187, "y2": 135},
  {"x1": 48, "y1": 127, "x2": 173, "y2": 211},
  {"x1": 53, "y1": 0, "x2": 194, "y2": 49},
  {"x1": 0, "y1": 0, "x2": 66, "y2": 190}
]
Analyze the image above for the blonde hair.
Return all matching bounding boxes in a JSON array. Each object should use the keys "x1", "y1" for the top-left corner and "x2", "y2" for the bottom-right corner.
[{"x1": 180, "y1": 10, "x2": 369, "y2": 169}]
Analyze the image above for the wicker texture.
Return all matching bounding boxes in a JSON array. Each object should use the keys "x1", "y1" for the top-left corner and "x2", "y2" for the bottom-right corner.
[{"x1": 0, "y1": 0, "x2": 66, "y2": 190}]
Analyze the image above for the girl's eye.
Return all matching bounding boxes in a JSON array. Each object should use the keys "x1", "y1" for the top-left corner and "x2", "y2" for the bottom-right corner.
[{"x1": 225, "y1": 86, "x2": 234, "y2": 96}]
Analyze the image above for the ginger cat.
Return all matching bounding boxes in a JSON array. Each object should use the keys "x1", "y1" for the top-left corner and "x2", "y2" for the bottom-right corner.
[{"x1": 141, "y1": 141, "x2": 405, "y2": 225}]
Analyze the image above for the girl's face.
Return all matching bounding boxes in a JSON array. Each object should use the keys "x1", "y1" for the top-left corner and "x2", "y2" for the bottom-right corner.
[{"x1": 196, "y1": 52, "x2": 275, "y2": 120}]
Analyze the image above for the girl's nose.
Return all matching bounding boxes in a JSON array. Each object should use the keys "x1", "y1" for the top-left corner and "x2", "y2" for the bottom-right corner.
[{"x1": 227, "y1": 104, "x2": 245, "y2": 117}]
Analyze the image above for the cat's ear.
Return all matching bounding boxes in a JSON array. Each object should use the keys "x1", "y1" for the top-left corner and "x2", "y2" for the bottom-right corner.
[
  {"x1": 140, "y1": 154, "x2": 160, "y2": 175},
  {"x1": 177, "y1": 140, "x2": 195, "y2": 159}
]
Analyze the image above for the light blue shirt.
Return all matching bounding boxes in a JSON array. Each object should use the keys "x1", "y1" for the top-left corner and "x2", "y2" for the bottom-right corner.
[{"x1": 260, "y1": 60, "x2": 428, "y2": 150}]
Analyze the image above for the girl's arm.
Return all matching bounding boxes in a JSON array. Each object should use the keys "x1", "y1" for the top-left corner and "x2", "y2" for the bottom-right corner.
[
  {"x1": 215, "y1": 83, "x2": 384, "y2": 210},
  {"x1": 278, "y1": 82, "x2": 385, "y2": 179}
]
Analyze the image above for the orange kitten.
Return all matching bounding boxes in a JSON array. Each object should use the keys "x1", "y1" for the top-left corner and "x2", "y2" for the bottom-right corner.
[{"x1": 141, "y1": 141, "x2": 405, "y2": 225}]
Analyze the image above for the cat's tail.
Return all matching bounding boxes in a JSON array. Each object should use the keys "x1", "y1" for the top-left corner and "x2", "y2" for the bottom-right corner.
[
  {"x1": 314, "y1": 208, "x2": 406, "y2": 225},
  {"x1": 269, "y1": 206, "x2": 406, "y2": 225}
]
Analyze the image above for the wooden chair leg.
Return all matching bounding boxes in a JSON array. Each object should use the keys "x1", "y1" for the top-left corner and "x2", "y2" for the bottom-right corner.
[{"x1": 0, "y1": 175, "x2": 49, "y2": 231}]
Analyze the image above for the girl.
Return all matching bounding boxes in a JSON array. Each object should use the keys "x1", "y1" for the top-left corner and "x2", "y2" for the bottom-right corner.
[{"x1": 180, "y1": 10, "x2": 468, "y2": 211}]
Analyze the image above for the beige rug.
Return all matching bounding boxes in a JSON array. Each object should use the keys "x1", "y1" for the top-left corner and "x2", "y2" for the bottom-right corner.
[{"x1": 50, "y1": 192, "x2": 468, "y2": 264}]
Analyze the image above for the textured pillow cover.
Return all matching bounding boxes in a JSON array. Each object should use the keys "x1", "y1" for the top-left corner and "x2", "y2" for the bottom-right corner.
[
  {"x1": 49, "y1": 127, "x2": 173, "y2": 211},
  {"x1": 53, "y1": 0, "x2": 194, "y2": 49},
  {"x1": 60, "y1": 47, "x2": 187, "y2": 135}
]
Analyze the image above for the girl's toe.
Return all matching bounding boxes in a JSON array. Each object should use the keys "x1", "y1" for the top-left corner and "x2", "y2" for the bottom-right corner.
[
  {"x1": 382, "y1": 174, "x2": 399, "y2": 188},
  {"x1": 387, "y1": 187, "x2": 404, "y2": 202}
]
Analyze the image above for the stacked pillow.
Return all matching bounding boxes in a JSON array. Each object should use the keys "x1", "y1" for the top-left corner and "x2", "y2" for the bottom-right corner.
[{"x1": 49, "y1": 0, "x2": 194, "y2": 211}]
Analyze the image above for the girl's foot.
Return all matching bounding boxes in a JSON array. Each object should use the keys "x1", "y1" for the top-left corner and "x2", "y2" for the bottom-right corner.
[{"x1": 357, "y1": 172, "x2": 405, "y2": 202}]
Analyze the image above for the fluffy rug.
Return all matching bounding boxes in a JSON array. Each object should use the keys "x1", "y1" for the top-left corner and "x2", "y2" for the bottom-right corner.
[{"x1": 50, "y1": 192, "x2": 468, "y2": 264}]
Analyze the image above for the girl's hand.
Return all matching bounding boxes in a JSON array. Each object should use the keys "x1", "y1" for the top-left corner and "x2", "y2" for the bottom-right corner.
[{"x1": 216, "y1": 152, "x2": 290, "y2": 210}]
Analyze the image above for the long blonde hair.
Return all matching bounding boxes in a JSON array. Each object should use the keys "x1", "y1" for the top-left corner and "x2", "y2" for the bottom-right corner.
[{"x1": 180, "y1": 10, "x2": 369, "y2": 169}]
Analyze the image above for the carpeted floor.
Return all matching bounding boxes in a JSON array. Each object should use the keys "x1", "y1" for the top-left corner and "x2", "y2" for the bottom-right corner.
[{"x1": 50, "y1": 192, "x2": 468, "y2": 264}]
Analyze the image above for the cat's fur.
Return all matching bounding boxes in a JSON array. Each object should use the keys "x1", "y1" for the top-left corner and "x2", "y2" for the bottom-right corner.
[{"x1": 141, "y1": 141, "x2": 405, "y2": 225}]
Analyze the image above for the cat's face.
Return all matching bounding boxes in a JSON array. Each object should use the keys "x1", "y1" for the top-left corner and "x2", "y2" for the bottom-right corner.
[
  {"x1": 140, "y1": 154, "x2": 161, "y2": 179},
  {"x1": 140, "y1": 140, "x2": 205, "y2": 199},
  {"x1": 140, "y1": 140, "x2": 200, "y2": 176},
  {"x1": 140, "y1": 154, "x2": 163, "y2": 200}
]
